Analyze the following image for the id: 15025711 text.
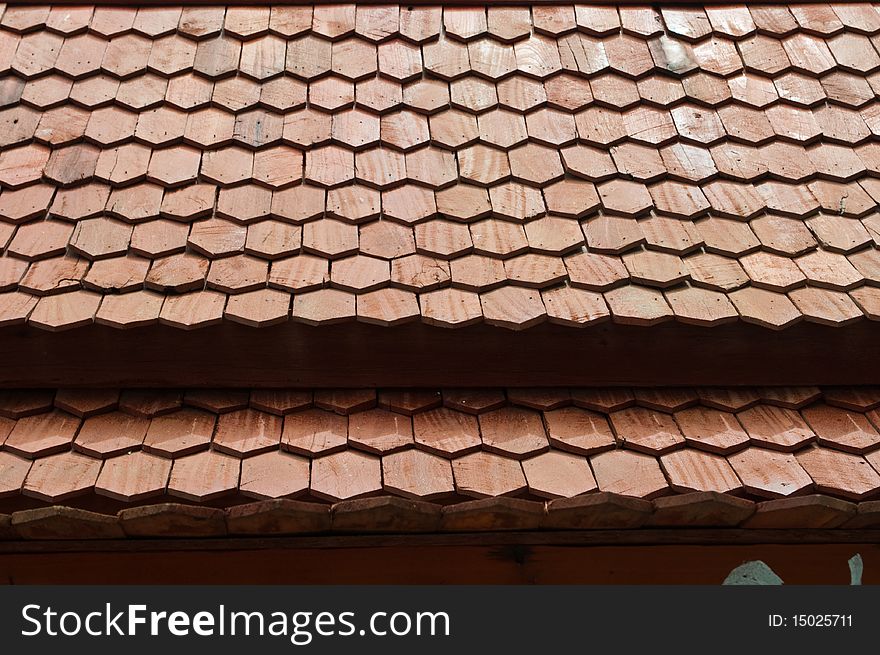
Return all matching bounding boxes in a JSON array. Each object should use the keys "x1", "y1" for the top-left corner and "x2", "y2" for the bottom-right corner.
[{"x1": 768, "y1": 615, "x2": 853, "y2": 628}]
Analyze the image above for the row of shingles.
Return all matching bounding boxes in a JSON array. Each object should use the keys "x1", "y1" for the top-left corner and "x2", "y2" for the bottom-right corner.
[
  {"x1": 8, "y1": 55, "x2": 880, "y2": 124},
  {"x1": 3, "y1": 14, "x2": 880, "y2": 328},
  {"x1": 7, "y1": 491, "x2": 878, "y2": 536},
  {"x1": 0, "y1": 104, "x2": 876, "y2": 328},
  {"x1": 6, "y1": 92, "x2": 880, "y2": 203},
  {"x1": 5, "y1": 5, "x2": 874, "y2": 45},
  {"x1": 2, "y1": 207, "x2": 880, "y2": 329},
  {"x1": 4, "y1": 217, "x2": 880, "y2": 330},
  {"x1": 512, "y1": 0, "x2": 880, "y2": 338},
  {"x1": 2, "y1": 418, "x2": 879, "y2": 504},
  {"x1": 6, "y1": 31, "x2": 880, "y2": 152},
  {"x1": 7, "y1": 15, "x2": 880, "y2": 129},
  {"x1": 9, "y1": 100, "x2": 880, "y2": 187},
  {"x1": 5, "y1": 20, "x2": 880, "y2": 254},
  {"x1": 6, "y1": 60, "x2": 880, "y2": 167},
  {"x1": 5, "y1": 7, "x2": 880, "y2": 167},
  {"x1": 1, "y1": 246, "x2": 878, "y2": 330},
  {"x1": 5, "y1": 10, "x2": 880, "y2": 223},
  {"x1": 2, "y1": 386, "x2": 880, "y2": 502},
  {"x1": 6, "y1": 108, "x2": 880, "y2": 300},
  {"x1": 5, "y1": 2, "x2": 880, "y2": 147},
  {"x1": 9, "y1": 107, "x2": 880, "y2": 203},
  {"x1": 4, "y1": 5, "x2": 880, "y2": 44},
  {"x1": 0, "y1": 6, "x2": 439, "y2": 44},
  {"x1": 7, "y1": 490, "x2": 880, "y2": 537},
  {"x1": 3, "y1": 120, "x2": 880, "y2": 231},
  {"x1": 7, "y1": 36, "x2": 880, "y2": 151},
  {"x1": 6, "y1": 384, "x2": 876, "y2": 429},
  {"x1": 508, "y1": 5, "x2": 870, "y2": 340},
  {"x1": 0, "y1": 6, "x2": 318, "y2": 41}
]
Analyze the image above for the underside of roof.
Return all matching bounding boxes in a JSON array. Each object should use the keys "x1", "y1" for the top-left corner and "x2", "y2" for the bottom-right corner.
[{"x1": 3, "y1": 3, "x2": 880, "y2": 543}]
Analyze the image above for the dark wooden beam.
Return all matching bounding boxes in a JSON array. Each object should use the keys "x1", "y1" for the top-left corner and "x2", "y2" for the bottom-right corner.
[
  {"x1": 2, "y1": 529, "x2": 880, "y2": 553},
  {"x1": 0, "y1": 321, "x2": 878, "y2": 388},
  {"x1": 1, "y1": 537, "x2": 877, "y2": 584}
]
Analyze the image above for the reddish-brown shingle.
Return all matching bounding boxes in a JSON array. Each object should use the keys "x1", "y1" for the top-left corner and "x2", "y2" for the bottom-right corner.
[{"x1": 2, "y1": 4, "x2": 880, "y2": 343}]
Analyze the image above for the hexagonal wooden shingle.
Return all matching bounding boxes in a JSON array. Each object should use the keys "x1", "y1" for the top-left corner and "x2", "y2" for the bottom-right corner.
[
  {"x1": 23, "y1": 451, "x2": 101, "y2": 502},
  {"x1": 0, "y1": 390, "x2": 56, "y2": 419},
  {"x1": 737, "y1": 404, "x2": 816, "y2": 451},
  {"x1": 184, "y1": 389, "x2": 250, "y2": 414},
  {"x1": 348, "y1": 408, "x2": 414, "y2": 454},
  {"x1": 29, "y1": 291, "x2": 101, "y2": 331},
  {"x1": 74, "y1": 411, "x2": 149, "y2": 458},
  {"x1": 143, "y1": 408, "x2": 216, "y2": 457},
  {"x1": 522, "y1": 451, "x2": 597, "y2": 499},
  {"x1": 54, "y1": 389, "x2": 119, "y2": 418},
  {"x1": 311, "y1": 450, "x2": 382, "y2": 501},
  {"x1": 314, "y1": 389, "x2": 376, "y2": 415},
  {"x1": 240, "y1": 451, "x2": 310, "y2": 499},
  {"x1": 250, "y1": 390, "x2": 313, "y2": 415},
  {"x1": 660, "y1": 448, "x2": 743, "y2": 494},
  {"x1": 451, "y1": 451, "x2": 527, "y2": 498},
  {"x1": 395, "y1": 255, "x2": 455, "y2": 294},
  {"x1": 168, "y1": 450, "x2": 241, "y2": 502},
  {"x1": 801, "y1": 403, "x2": 880, "y2": 454},
  {"x1": 543, "y1": 406, "x2": 616, "y2": 455},
  {"x1": 292, "y1": 289, "x2": 356, "y2": 325},
  {"x1": 479, "y1": 406, "x2": 550, "y2": 458},
  {"x1": 224, "y1": 289, "x2": 290, "y2": 327},
  {"x1": 609, "y1": 406, "x2": 685, "y2": 454},
  {"x1": 382, "y1": 449, "x2": 455, "y2": 499},
  {"x1": 161, "y1": 184, "x2": 217, "y2": 221},
  {"x1": 727, "y1": 447, "x2": 813, "y2": 498},
  {"x1": 357, "y1": 288, "x2": 420, "y2": 326},
  {"x1": 421, "y1": 288, "x2": 483, "y2": 328},
  {"x1": 413, "y1": 406, "x2": 482, "y2": 456},
  {"x1": 3, "y1": 410, "x2": 80, "y2": 458},
  {"x1": 95, "y1": 451, "x2": 172, "y2": 502},
  {"x1": 281, "y1": 408, "x2": 348, "y2": 456},
  {"x1": 213, "y1": 408, "x2": 282, "y2": 456},
  {"x1": 796, "y1": 447, "x2": 880, "y2": 500},
  {"x1": 96, "y1": 290, "x2": 164, "y2": 329},
  {"x1": 590, "y1": 449, "x2": 669, "y2": 498},
  {"x1": 206, "y1": 255, "x2": 269, "y2": 294},
  {"x1": 672, "y1": 406, "x2": 750, "y2": 454},
  {"x1": 245, "y1": 221, "x2": 302, "y2": 260},
  {"x1": 480, "y1": 286, "x2": 546, "y2": 329},
  {"x1": 159, "y1": 291, "x2": 226, "y2": 330},
  {"x1": 378, "y1": 390, "x2": 442, "y2": 416},
  {"x1": 0, "y1": 451, "x2": 31, "y2": 498},
  {"x1": 201, "y1": 146, "x2": 254, "y2": 186}
]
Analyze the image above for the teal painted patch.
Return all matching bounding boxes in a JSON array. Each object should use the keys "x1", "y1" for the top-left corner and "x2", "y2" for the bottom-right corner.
[
  {"x1": 723, "y1": 553, "x2": 864, "y2": 585},
  {"x1": 849, "y1": 554, "x2": 863, "y2": 586},
  {"x1": 722, "y1": 561, "x2": 784, "y2": 586}
]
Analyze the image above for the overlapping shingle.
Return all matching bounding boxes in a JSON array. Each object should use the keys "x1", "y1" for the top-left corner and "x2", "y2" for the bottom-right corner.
[
  {"x1": 0, "y1": 385, "x2": 879, "y2": 512},
  {"x1": 0, "y1": 4, "x2": 880, "y2": 332}
]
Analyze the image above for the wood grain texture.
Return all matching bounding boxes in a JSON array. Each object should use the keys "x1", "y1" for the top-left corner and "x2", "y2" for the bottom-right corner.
[
  {"x1": 1, "y1": 321, "x2": 880, "y2": 387},
  {"x1": 1, "y1": 540, "x2": 879, "y2": 585}
]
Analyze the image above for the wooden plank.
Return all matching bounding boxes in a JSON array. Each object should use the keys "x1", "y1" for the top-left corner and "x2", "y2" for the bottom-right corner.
[
  {"x1": 0, "y1": 321, "x2": 878, "y2": 388},
  {"x1": 2, "y1": 529, "x2": 880, "y2": 553},
  {"x1": 0, "y1": 541, "x2": 877, "y2": 585}
]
